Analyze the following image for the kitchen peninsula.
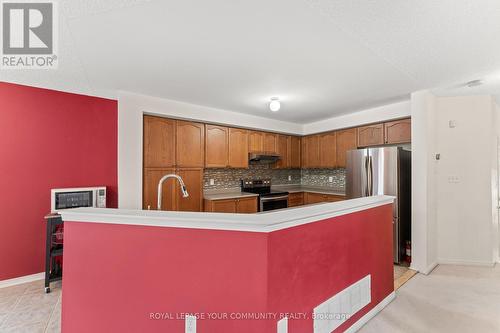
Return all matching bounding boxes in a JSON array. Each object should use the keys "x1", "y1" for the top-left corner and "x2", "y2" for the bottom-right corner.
[{"x1": 60, "y1": 196, "x2": 395, "y2": 333}]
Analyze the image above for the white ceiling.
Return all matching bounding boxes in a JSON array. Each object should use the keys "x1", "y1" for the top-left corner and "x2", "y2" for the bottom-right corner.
[{"x1": 2, "y1": 0, "x2": 500, "y2": 123}]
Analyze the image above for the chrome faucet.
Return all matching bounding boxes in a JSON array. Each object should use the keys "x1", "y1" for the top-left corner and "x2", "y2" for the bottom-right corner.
[{"x1": 157, "y1": 174, "x2": 189, "y2": 210}]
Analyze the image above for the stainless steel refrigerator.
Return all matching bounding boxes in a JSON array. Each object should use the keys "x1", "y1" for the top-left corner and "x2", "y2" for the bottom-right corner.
[{"x1": 346, "y1": 147, "x2": 411, "y2": 264}]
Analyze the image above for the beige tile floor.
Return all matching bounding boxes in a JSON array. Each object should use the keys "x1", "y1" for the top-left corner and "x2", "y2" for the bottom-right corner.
[
  {"x1": 360, "y1": 264, "x2": 500, "y2": 333},
  {"x1": 0, "y1": 280, "x2": 61, "y2": 333}
]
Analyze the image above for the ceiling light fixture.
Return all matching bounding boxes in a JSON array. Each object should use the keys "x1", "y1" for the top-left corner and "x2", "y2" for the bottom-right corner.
[
  {"x1": 466, "y1": 79, "x2": 483, "y2": 88},
  {"x1": 269, "y1": 97, "x2": 280, "y2": 112}
]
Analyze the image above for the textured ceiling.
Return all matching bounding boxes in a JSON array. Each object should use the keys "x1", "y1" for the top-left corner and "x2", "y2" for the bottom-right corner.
[{"x1": 1, "y1": 0, "x2": 500, "y2": 122}]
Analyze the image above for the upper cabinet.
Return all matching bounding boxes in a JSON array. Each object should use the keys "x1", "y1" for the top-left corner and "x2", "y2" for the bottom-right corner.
[
  {"x1": 248, "y1": 131, "x2": 264, "y2": 152},
  {"x1": 205, "y1": 125, "x2": 228, "y2": 168},
  {"x1": 275, "y1": 135, "x2": 290, "y2": 169},
  {"x1": 357, "y1": 123, "x2": 384, "y2": 147},
  {"x1": 302, "y1": 135, "x2": 320, "y2": 168},
  {"x1": 336, "y1": 128, "x2": 357, "y2": 168},
  {"x1": 319, "y1": 132, "x2": 336, "y2": 168},
  {"x1": 289, "y1": 136, "x2": 301, "y2": 168},
  {"x1": 176, "y1": 120, "x2": 205, "y2": 168},
  {"x1": 263, "y1": 133, "x2": 277, "y2": 153},
  {"x1": 228, "y1": 128, "x2": 249, "y2": 168},
  {"x1": 143, "y1": 116, "x2": 176, "y2": 168},
  {"x1": 384, "y1": 119, "x2": 411, "y2": 144}
]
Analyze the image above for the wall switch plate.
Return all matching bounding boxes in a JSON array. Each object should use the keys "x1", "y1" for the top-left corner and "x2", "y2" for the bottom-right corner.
[
  {"x1": 288, "y1": 175, "x2": 292, "y2": 181},
  {"x1": 277, "y1": 317, "x2": 288, "y2": 333},
  {"x1": 185, "y1": 315, "x2": 196, "y2": 333},
  {"x1": 209, "y1": 179, "x2": 215, "y2": 186},
  {"x1": 328, "y1": 176, "x2": 333, "y2": 183}
]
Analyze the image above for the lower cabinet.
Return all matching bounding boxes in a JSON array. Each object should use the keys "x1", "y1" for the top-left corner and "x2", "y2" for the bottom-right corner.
[
  {"x1": 288, "y1": 192, "x2": 304, "y2": 207},
  {"x1": 143, "y1": 168, "x2": 203, "y2": 212},
  {"x1": 304, "y1": 192, "x2": 345, "y2": 205},
  {"x1": 204, "y1": 197, "x2": 258, "y2": 214}
]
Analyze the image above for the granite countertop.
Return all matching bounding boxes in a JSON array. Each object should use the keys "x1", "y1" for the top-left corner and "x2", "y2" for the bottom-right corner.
[
  {"x1": 204, "y1": 189, "x2": 259, "y2": 200},
  {"x1": 272, "y1": 185, "x2": 346, "y2": 196}
]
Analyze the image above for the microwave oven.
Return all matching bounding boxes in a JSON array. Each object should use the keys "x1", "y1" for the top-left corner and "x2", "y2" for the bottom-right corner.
[{"x1": 50, "y1": 187, "x2": 107, "y2": 212}]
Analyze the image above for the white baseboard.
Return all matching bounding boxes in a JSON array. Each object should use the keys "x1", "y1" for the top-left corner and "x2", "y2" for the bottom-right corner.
[
  {"x1": 421, "y1": 262, "x2": 438, "y2": 275},
  {"x1": 0, "y1": 272, "x2": 45, "y2": 289},
  {"x1": 437, "y1": 259, "x2": 495, "y2": 267},
  {"x1": 344, "y1": 291, "x2": 396, "y2": 333}
]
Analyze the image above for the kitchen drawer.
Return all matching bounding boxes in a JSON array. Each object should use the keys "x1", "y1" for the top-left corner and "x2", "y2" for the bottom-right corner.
[{"x1": 288, "y1": 192, "x2": 304, "y2": 207}]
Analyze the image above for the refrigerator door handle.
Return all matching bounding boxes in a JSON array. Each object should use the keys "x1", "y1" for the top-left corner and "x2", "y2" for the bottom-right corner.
[
  {"x1": 368, "y1": 155, "x2": 374, "y2": 196},
  {"x1": 364, "y1": 155, "x2": 370, "y2": 196}
]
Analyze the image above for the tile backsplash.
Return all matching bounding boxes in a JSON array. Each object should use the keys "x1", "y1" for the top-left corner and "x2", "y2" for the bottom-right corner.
[
  {"x1": 204, "y1": 164, "x2": 301, "y2": 190},
  {"x1": 204, "y1": 164, "x2": 346, "y2": 190},
  {"x1": 301, "y1": 168, "x2": 346, "y2": 189}
]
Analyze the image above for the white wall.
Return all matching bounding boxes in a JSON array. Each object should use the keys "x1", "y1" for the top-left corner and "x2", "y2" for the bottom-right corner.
[
  {"x1": 410, "y1": 91, "x2": 438, "y2": 273},
  {"x1": 435, "y1": 95, "x2": 497, "y2": 265},
  {"x1": 303, "y1": 100, "x2": 410, "y2": 135},
  {"x1": 412, "y1": 92, "x2": 500, "y2": 269}
]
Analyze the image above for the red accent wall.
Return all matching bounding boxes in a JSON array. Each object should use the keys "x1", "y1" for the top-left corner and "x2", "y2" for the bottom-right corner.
[
  {"x1": 61, "y1": 204, "x2": 393, "y2": 333},
  {"x1": 0, "y1": 82, "x2": 118, "y2": 281}
]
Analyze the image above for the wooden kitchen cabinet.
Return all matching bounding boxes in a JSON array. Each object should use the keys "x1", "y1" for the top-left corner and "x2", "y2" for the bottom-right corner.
[
  {"x1": 289, "y1": 136, "x2": 301, "y2": 168},
  {"x1": 143, "y1": 168, "x2": 203, "y2": 212},
  {"x1": 228, "y1": 128, "x2": 248, "y2": 168},
  {"x1": 319, "y1": 132, "x2": 337, "y2": 168},
  {"x1": 205, "y1": 125, "x2": 228, "y2": 168},
  {"x1": 176, "y1": 120, "x2": 205, "y2": 167},
  {"x1": 275, "y1": 135, "x2": 290, "y2": 169},
  {"x1": 263, "y1": 132, "x2": 277, "y2": 153},
  {"x1": 205, "y1": 199, "x2": 236, "y2": 213},
  {"x1": 304, "y1": 192, "x2": 345, "y2": 205},
  {"x1": 204, "y1": 196, "x2": 258, "y2": 213},
  {"x1": 143, "y1": 116, "x2": 176, "y2": 168},
  {"x1": 143, "y1": 168, "x2": 176, "y2": 211},
  {"x1": 336, "y1": 128, "x2": 357, "y2": 168},
  {"x1": 302, "y1": 135, "x2": 320, "y2": 168},
  {"x1": 357, "y1": 123, "x2": 384, "y2": 147},
  {"x1": 175, "y1": 168, "x2": 203, "y2": 212},
  {"x1": 288, "y1": 192, "x2": 304, "y2": 207},
  {"x1": 235, "y1": 197, "x2": 258, "y2": 213},
  {"x1": 248, "y1": 131, "x2": 264, "y2": 152},
  {"x1": 384, "y1": 118, "x2": 411, "y2": 144}
]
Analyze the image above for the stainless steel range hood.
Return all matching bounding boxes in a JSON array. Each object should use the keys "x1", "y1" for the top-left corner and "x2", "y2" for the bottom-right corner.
[{"x1": 249, "y1": 152, "x2": 281, "y2": 163}]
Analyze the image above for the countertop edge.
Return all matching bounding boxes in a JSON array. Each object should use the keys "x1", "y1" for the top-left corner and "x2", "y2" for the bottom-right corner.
[{"x1": 60, "y1": 196, "x2": 395, "y2": 233}]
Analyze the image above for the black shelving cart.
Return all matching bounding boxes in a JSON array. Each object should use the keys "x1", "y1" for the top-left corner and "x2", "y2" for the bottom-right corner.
[{"x1": 44, "y1": 213, "x2": 63, "y2": 293}]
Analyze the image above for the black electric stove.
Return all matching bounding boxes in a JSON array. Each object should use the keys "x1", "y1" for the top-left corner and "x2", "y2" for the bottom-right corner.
[{"x1": 241, "y1": 179, "x2": 289, "y2": 212}]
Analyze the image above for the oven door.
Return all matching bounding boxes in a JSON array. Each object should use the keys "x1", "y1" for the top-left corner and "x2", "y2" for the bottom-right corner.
[{"x1": 260, "y1": 195, "x2": 289, "y2": 212}]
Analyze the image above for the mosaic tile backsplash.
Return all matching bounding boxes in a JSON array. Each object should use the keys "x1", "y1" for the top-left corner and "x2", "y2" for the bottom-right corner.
[
  {"x1": 301, "y1": 168, "x2": 346, "y2": 189},
  {"x1": 203, "y1": 165, "x2": 346, "y2": 190}
]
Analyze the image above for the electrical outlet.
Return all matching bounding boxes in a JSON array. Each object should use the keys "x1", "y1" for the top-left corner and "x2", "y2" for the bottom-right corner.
[
  {"x1": 448, "y1": 176, "x2": 460, "y2": 183},
  {"x1": 288, "y1": 175, "x2": 292, "y2": 181},
  {"x1": 209, "y1": 179, "x2": 215, "y2": 186},
  {"x1": 328, "y1": 176, "x2": 333, "y2": 183},
  {"x1": 185, "y1": 315, "x2": 196, "y2": 333}
]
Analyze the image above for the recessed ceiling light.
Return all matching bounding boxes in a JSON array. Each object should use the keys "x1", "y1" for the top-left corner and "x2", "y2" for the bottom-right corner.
[
  {"x1": 269, "y1": 97, "x2": 280, "y2": 112},
  {"x1": 466, "y1": 79, "x2": 483, "y2": 88}
]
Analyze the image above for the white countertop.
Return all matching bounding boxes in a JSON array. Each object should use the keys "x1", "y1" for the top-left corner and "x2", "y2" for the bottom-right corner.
[{"x1": 61, "y1": 195, "x2": 394, "y2": 233}]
